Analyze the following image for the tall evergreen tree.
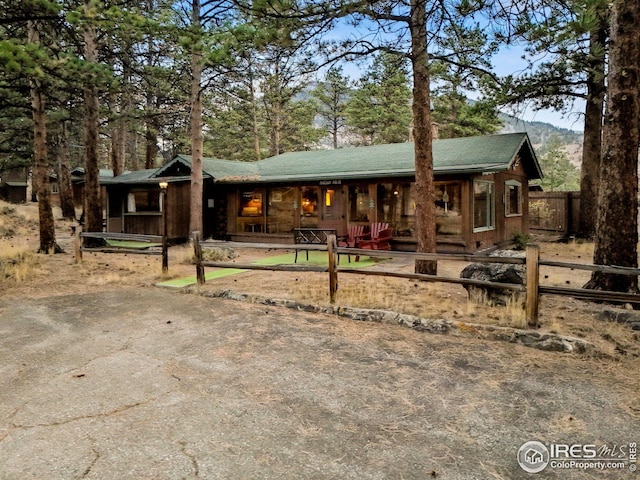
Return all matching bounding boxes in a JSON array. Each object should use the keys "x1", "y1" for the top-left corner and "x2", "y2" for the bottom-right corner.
[
  {"x1": 534, "y1": 135, "x2": 579, "y2": 191},
  {"x1": 585, "y1": 0, "x2": 640, "y2": 294},
  {"x1": 312, "y1": 66, "x2": 350, "y2": 149},
  {"x1": 345, "y1": 52, "x2": 412, "y2": 145},
  {"x1": 492, "y1": 0, "x2": 609, "y2": 238}
]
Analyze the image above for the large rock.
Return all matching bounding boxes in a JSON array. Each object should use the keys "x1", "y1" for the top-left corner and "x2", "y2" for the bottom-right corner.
[{"x1": 460, "y1": 252, "x2": 525, "y2": 306}]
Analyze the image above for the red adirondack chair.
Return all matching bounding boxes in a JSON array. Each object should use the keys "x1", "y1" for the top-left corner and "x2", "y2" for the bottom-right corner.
[
  {"x1": 338, "y1": 225, "x2": 367, "y2": 263},
  {"x1": 357, "y1": 226, "x2": 393, "y2": 251},
  {"x1": 338, "y1": 225, "x2": 366, "y2": 248}
]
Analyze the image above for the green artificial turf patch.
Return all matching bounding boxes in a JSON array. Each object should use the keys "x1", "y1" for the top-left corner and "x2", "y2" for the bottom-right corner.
[
  {"x1": 254, "y1": 250, "x2": 376, "y2": 268},
  {"x1": 156, "y1": 268, "x2": 248, "y2": 288},
  {"x1": 106, "y1": 240, "x2": 162, "y2": 249}
]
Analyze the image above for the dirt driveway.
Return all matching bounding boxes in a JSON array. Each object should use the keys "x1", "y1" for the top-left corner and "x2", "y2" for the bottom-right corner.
[{"x1": 0, "y1": 287, "x2": 638, "y2": 479}]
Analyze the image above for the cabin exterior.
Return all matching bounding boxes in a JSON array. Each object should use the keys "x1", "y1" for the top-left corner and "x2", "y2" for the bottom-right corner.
[
  {"x1": 0, "y1": 167, "x2": 28, "y2": 204},
  {"x1": 103, "y1": 133, "x2": 542, "y2": 252}
]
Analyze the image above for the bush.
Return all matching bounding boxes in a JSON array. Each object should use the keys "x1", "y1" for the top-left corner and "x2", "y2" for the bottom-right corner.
[{"x1": 512, "y1": 232, "x2": 530, "y2": 251}]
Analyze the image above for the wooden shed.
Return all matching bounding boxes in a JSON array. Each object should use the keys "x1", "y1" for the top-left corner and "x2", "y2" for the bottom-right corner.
[
  {"x1": 0, "y1": 167, "x2": 28, "y2": 204},
  {"x1": 104, "y1": 132, "x2": 542, "y2": 252}
]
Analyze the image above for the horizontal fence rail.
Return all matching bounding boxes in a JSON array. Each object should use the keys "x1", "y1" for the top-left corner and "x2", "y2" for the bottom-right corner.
[
  {"x1": 192, "y1": 232, "x2": 640, "y2": 327},
  {"x1": 75, "y1": 228, "x2": 169, "y2": 273}
]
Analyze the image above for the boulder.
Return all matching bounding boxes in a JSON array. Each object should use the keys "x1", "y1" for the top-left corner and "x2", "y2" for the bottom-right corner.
[{"x1": 460, "y1": 253, "x2": 525, "y2": 306}]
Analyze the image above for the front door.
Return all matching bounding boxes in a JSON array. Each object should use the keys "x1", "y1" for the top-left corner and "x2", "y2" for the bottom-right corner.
[{"x1": 319, "y1": 186, "x2": 346, "y2": 236}]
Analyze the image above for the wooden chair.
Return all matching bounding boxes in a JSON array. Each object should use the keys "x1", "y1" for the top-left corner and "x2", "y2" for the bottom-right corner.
[
  {"x1": 338, "y1": 225, "x2": 366, "y2": 263},
  {"x1": 367, "y1": 222, "x2": 389, "y2": 241},
  {"x1": 338, "y1": 225, "x2": 366, "y2": 248},
  {"x1": 357, "y1": 227, "x2": 393, "y2": 251}
]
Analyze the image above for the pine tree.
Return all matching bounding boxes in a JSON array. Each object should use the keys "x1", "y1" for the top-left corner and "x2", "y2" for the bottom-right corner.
[
  {"x1": 345, "y1": 52, "x2": 412, "y2": 145},
  {"x1": 585, "y1": 0, "x2": 640, "y2": 293},
  {"x1": 312, "y1": 66, "x2": 351, "y2": 149}
]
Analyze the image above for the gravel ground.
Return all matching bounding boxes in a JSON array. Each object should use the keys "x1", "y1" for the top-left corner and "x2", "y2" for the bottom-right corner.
[{"x1": 0, "y1": 287, "x2": 638, "y2": 479}]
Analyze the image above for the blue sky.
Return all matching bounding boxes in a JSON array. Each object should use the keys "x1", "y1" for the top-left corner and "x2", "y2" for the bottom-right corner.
[
  {"x1": 323, "y1": 20, "x2": 586, "y2": 133},
  {"x1": 487, "y1": 46, "x2": 585, "y2": 132}
]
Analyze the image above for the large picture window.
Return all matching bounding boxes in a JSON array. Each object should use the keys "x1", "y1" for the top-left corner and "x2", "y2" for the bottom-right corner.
[
  {"x1": 505, "y1": 180, "x2": 522, "y2": 216},
  {"x1": 473, "y1": 180, "x2": 494, "y2": 231}
]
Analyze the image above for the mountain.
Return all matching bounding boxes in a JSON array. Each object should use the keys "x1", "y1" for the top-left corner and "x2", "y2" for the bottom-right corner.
[{"x1": 498, "y1": 113, "x2": 584, "y2": 165}]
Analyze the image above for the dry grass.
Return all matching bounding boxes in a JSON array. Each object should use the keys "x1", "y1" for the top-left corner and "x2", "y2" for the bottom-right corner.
[{"x1": 2, "y1": 201, "x2": 639, "y2": 359}]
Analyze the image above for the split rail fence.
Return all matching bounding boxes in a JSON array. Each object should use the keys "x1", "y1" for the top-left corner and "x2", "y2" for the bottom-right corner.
[
  {"x1": 75, "y1": 229, "x2": 169, "y2": 273},
  {"x1": 192, "y1": 232, "x2": 640, "y2": 327}
]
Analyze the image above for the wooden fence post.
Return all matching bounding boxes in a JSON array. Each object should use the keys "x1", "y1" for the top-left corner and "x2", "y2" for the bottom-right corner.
[
  {"x1": 161, "y1": 231, "x2": 169, "y2": 275},
  {"x1": 193, "y1": 231, "x2": 205, "y2": 285},
  {"x1": 327, "y1": 234, "x2": 338, "y2": 303},
  {"x1": 526, "y1": 243, "x2": 540, "y2": 327},
  {"x1": 74, "y1": 225, "x2": 82, "y2": 264}
]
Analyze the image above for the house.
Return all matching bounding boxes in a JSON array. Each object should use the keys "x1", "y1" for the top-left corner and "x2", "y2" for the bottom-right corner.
[
  {"x1": 103, "y1": 132, "x2": 542, "y2": 252},
  {"x1": 0, "y1": 167, "x2": 28, "y2": 204},
  {"x1": 69, "y1": 167, "x2": 115, "y2": 207}
]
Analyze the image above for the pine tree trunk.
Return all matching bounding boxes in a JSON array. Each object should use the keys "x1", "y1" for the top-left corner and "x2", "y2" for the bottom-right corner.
[
  {"x1": 145, "y1": 121, "x2": 158, "y2": 169},
  {"x1": 110, "y1": 107, "x2": 126, "y2": 177},
  {"x1": 585, "y1": 0, "x2": 640, "y2": 293},
  {"x1": 189, "y1": 0, "x2": 204, "y2": 235},
  {"x1": 55, "y1": 124, "x2": 76, "y2": 220},
  {"x1": 83, "y1": 10, "x2": 103, "y2": 234},
  {"x1": 270, "y1": 101, "x2": 281, "y2": 157},
  {"x1": 578, "y1": 18, "x2": 607, "y2": 239},
  {"x1": 28, "y1": 21, "x2": 59, "y2": 253},
  {"x1": 248, "y1": 69, "x2": 261, "y2": 160},
  {"x1": 410, "y1": 0, "x2": 436, "y2": 275}
]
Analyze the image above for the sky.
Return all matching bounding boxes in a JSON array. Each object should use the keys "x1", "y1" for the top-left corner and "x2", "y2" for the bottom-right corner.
[
  {"x1": 326, "y1": 21, "x2": 586, "y2": 134},
  {"x1": 487, "y1": 46, "x2": 585, "y2": 132}
]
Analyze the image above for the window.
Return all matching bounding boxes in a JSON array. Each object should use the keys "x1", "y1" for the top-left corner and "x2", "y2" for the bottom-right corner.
[
  {"x1": 237, "y1": 189, "x2": 264, "y2": 232},
  {"x1": 435, "y1": 182, "x2": 462, "y2": 236},
  {"x1": 300, "y1": 187, "x2": 319, "y2": 228},
  {"x1": 267, "y1": 187, "x2": 294, "y2": 233},
  {"x1": 127, "y1": 190, "x2": 161, "y2": 213},
  {"x1": 473, "y1": 180, "x2": 494, "y2": 231},
  {"x1": 376, "y1": 183, "x2": 415, "y2": 236},
  {"x1": 348, "y1": 185, "x2": 370, "y2": 223},
  {"x1": 505, "y1": 180, "x2": 522, "y2": 216},
  {"x1": 238, "y1": 190, "x2": 263, "y2": 217}
]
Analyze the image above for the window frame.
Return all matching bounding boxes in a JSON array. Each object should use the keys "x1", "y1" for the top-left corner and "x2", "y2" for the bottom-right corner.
[
  {"x1": 473, "y1": 179, "x2": 495, "y2": 232},
  {"x1": 505, "y1": 180, "x2": 523, "y2": 217}
]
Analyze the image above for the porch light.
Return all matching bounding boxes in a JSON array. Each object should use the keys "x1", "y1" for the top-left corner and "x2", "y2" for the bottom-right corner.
[{"x1": 159, "y1": 181, "x2": 168, "y2": 190}]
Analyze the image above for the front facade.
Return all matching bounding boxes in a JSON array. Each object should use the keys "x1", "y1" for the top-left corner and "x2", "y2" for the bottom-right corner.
[{"x1": 104, "y1": 133, "x2": 542, "y2": 252}]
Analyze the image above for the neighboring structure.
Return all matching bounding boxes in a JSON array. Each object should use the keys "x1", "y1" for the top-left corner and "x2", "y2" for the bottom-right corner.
[
  {"x1": 0, "y1": 167, "x2": 28, "y2": 204},
  {"x1": 68, "y1": 167, "x2": 115, "y2": 208},
  {"x1": 529, "y1": 190, "x2": 580, "y2": 238},
  {"x1": 103, "y1": 132, "x2": 542, "y2": 252}
]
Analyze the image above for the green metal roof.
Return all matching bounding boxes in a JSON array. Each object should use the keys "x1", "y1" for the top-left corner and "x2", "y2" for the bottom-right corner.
[
  {"x1": 101, "y1": 168, "x2": 158, "y2": 184},
  {"x1": 105, "y1": 133, "x2": 542, "y2": 186}
]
